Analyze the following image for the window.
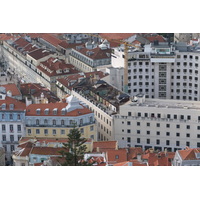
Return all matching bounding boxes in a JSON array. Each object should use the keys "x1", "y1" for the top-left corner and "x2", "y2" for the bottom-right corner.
[
  {"x1": 186, "y1": 142, "x2": 190, "y2": 147},
  {"x1": 128, "y1": 112, "x2": 131, "y2": 116},
  {"x1": 27, "y1": 129, "x2": 31, "y2": 134},
  {"x1": 17, "y1": 125, "x2": 21, "y2": 132},
  {"x1": 10, "y1": 135, "x2": 14, "y2": 142},
  {"x1": 156, "y1": 131, "x2": 160, "y2": 135},
  {"x1": 146, "y1": 131, "x2": 150, "y2": 135},
  {"x1": 115, "y1": 155, "x2": 119, "y2": 159},
  {"x1": 127, "y1": 137, "x2": 131, "y2": 143},
  {"x1": 18, "y1": 135, "x2": 22, "y2": 141},
  {"x1": 36, "y1": 129, "x2": 40, "y2": 134},
  {"x1": 44, "y1": 129, "x2": 48, "y2": 135},
  {"x1": 2, "y1": 114, "x2": 5, "y2": 119},
  {"x1": 17, "y1": 114, "x2": 21, "y2": 120},
  {"x1": 147, "y1": 122, "x2": 150, "y2": 127},
  {"x1": 176, "y1": 124, "x2": 180, "y2": 129},
  {"x1": 186, "y1": 133, "x2": 190, "y2": 138},
  {"x1": 166, "y1": 132, "x2": 170, "y2": 136},
  {"x1": 137, "y1": 130, "x2": 140, "y2": 134},
  {"x1": 127, "y1": 129, "x2": 131, "y2": 133},
  {"x1": 44, "y1": 119, "x2": 48, "y2": 125},
  {"x1": 166, "y1": 124, "x2": 170, "y2": 128},
  {"x1": 156, "y1": 123, "x2": 160, "y2": 127},
  {"x1": 137, "y1": 122, "x2": 140, "y2": 126},
  {"x1": 137, "y1": 138, "x2": 140, "y2": 143},
  {"x1": 90, "y1": 126, "x2": 94, "y2": 131},
  {"x1": 2, "y1": 135, "x2": 6, "y2": 141},
  {"x1": 2, "y1": 124, "x2": 6, "y2": 132},
  {"x1": 52, "y1": 129, "x2": 56, "y2": 135},
  {"x1": 186, "y1": 125, "x2": 190, "y2": 129},
  {"x1": 127, "y1": 121, "x2": 131, "y2": 125},
  {"x1": 176, "y1": 133, "x2": 180, "y2": 137},
  {"x1": 147, "y1": 139, "x2": 150, "y2": 144},
  {"x1": 166, "y1": 140, "x2": 170, "y2": 145},
  {"x1": 36, "y1": 119, "x2": 40, "y2": 126},
  {"x1": 197, "y1": 126, "x2": 200, "y2": 130},
  {"x1": 198, "y1": 134, "x2": 200, "y2": 138},
  {"x1": 80, "y1": 128, "x2": 84, "y2": 134},
  {"x1": 156, "y1": 139, "x2": 160, "y2": 145},
  {"x1": 9, "y1": 114, "x2": 13, "y2": 120},
  {"x1": 176, "y1": 141, "x2": 180, "y2": 146},
  {"x1": 61, "y1": 120, "x2": 65, "y2": 126},
  {"x1": 10, "y1": 145, "x2": 14, "y2": 152},
  {"x1": 197, "y1": 142, "x2": 200, "y2": 148},
  {"x1": 10, "y1": 125, "x2": 13, "y2": 132},
  {"x1": 53, "y1": 120, "x2": 56, "y2": 126}
]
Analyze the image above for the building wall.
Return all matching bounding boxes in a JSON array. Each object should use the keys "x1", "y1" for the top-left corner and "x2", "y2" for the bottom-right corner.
[
  {"x1": 71, "y1": 90, "x2": 114, "y2": 141},
  {"x1": 0, "y1": 111, "x2": 26, "y2": 162},
  {"x1": 25, "y1": 113, "x2": 96, "y2": 140},
  {"x1": 112, "y1": 47, "x2": 200, "y2": 101},
  {"x1": 114, "y1": 99, "x2": 200, "y2": 151}
]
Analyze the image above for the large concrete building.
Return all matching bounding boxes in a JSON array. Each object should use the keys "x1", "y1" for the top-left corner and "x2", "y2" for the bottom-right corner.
[
  {"x1": 114, "y1": 94, "x2": 200, "y2": 151},
  {"x1": 111, "y1": 41, "x2": 200, "y2": 101}
]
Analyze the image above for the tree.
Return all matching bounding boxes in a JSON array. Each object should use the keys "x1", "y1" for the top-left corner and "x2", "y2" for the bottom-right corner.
[{"x1": 59, "y1": 126, "x2": 93, "y2": 166}]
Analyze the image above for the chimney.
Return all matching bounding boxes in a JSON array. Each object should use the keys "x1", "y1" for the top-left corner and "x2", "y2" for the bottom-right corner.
[
  {"x1": 96, "y1": 147, "x2": 100, "y2": 152},
  {"x1": 149, "y1": 148, "x2": 154, "y2": 153},
  {"x1": 137, "y1": 154, "x2": 142, "y2": 162}
]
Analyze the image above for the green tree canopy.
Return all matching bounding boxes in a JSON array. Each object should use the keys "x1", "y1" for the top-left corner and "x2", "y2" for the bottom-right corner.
[{"x1": 59, "y1": 126, "x2": 93, "y2": 166}]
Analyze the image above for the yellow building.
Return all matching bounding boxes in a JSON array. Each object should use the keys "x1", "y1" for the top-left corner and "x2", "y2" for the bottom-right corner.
[{"x1": 25, "y1": 96, "x2": 96, "y2": 141}]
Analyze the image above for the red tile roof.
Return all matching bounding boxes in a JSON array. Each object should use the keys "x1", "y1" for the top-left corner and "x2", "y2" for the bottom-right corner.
[
  {"x1": 37, "y1": 57, "x2": 79, "y2": 77},
  {"x1": 1, "y1": 83, "x2": 21, "y2": 96},
  {"x1": 99, "y1": 33, "x2": 136, "y2": 41},
  {"x1": 178, "y1": 148, "x2": 200, "y2": 160},
  {"x1": 0, "y1": 96, "x2": 26, "y2": 111},
  {"x1": 146, "y1": 35, "x2": 166, "y2": 43},
  {"x1": 27, "y1": 49, "x2": 52, "y2": 60},
  {"x1": 73, "y1": 46, "x2": 111, "y2": 60},
  {"x1": 40, "y1": 33, "x2": 62, "y2": 47},
  {"x1": 106, "y1": 149, "x2": 127, "y2": 164},
  {"x1": 26, "y1": 102, "x2": 92, "y2": 116},
  {"x1": 93, "y1": 141, "x2": 117, "y2": 152},
  {"x1": 31, "y1": 147, "x2": 63, "y2": 155},
  {"x1": 127, "y1": 147, "x2": 143, "y2": 160}
]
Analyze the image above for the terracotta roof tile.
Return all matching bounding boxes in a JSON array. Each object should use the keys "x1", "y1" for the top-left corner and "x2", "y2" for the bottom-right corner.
[
  {"x1": 31, "y1": 147, "x2": 63, "y2": 155},
  {"x1": 37, "y1": 57, "x2": 79, "y2": 77},
  {"x1": 1, "y1": 83, "x2": 21, "y2": 96},
  {"x1": 0, "y1": 96, "x2": 26, "y2": 111},
  {"x1": 27, "y1": 49, "x2": 52, "y2": 60},
  {"x1": 40, "y1": 33, "x2": 62, "y2": 47},
  {"x1": 106, "y1": 149, "x2": 127, "y2": 164},
  {"x1": 99, "y1": 33, "x2": 136, "y2": 41},
  {"x1": 26, "y1": 102, "x2": 92, "y2": 116},
  {"x1": 178, "y1": 148, "x2": 200, "y2": 160},
  {"x1": 93, "y1": 141, "x2": 117, "y2": 152},
  {"x1": 73, "y1": 46, "x2": 111, "y2": 60}
]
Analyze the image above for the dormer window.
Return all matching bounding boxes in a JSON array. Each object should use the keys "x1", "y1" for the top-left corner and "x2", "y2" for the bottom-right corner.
[
  {"x1": 53, "y1": 108, "x2": 57, "y2": 115},
  {"x1": 36, "y1": 109, "x2": 41, "y2": 115},
  {"x1": 9, "y1": 104, "x2": 14, "y2": 110},
  {"x1": 44, "y1": 109, "x2": 49, "y2": 115},
  {"x1": 61, "y1": 108, "x2": 66, "y2": 115}
]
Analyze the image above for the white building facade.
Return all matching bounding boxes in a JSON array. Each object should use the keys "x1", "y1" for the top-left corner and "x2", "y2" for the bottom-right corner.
[
  {"x1": 111, "y1": 42, "x2": 200, "y2": 101},
  {"x1": 114, "y1": 95, "x2": 200, "y2": 152}
]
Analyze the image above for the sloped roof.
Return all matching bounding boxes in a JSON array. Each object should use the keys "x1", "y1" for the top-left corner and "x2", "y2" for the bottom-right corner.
[
  {"x1": 1, "y1": 83, "x2": 21, "y2": 96},
  {"x1": 93, "y1": 141, "x2": 117, "y2": 152},
  {"x1": 178, "y1": 148, "x2": 200, "y2": 160},
  {"x1": 0, "y1": 96, "x2": 26, "y2": 111},
  {"x1": 99, "y1": 33, "x2": 136, "y2": 41}
]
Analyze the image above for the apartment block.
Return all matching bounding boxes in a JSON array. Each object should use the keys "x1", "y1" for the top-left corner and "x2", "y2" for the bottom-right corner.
[{"x1": 114, "y1": 94, "x2": 200, "y2": 151}]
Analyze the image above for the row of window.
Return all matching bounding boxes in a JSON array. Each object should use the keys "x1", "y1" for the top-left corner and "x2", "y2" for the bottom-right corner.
[
  {"x1": 126, "y1": 137, "x2": 190, "y2": 147},
  {"x1": 1, "y1": 124, "x2": 21, "y2": 132},
  {"x1": 1, "y1": 113, "x2": 22, "y2": 120},
  {"x1": 2, "y1": 135, "x2": 21, "y2": 142},
  {"x1": 27, "y1": 126, "x2": 94, "y2": 135},
  {"x1": 29, "y1": 117, "x2": 93, "y2": 126},
  {"x1": 128, "y1": 112, "x2": 200, "y2": 121}
]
